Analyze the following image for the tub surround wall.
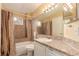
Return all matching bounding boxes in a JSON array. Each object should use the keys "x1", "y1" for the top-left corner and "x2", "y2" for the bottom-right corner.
[
  {"x1": 14, "y1": 20, "x2": 29, "y2": 43},
  {"x1": 14, "y1": 20, "x2": 33, "y2": 43},
  {"x1": 14, "y1": 20, "x2": 26, "y2": 39}
]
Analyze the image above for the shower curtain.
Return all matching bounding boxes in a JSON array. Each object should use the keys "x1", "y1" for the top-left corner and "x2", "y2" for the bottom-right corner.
[
  {"x1": 1, "y1": 10, "x2": 16, "y2": 56},
  {"x1": 26, "y1": 20, "x2": 33, "y2": 41}
]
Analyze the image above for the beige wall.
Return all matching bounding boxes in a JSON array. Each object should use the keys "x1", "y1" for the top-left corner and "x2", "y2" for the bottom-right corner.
[
  {"x1": 14, "y1": 20, "x2": 29, "y2": 43},
  {"x1": 52, "y1": 16, "x2": 64, "y2": 36},
  {"x1": 64, "y1": 3, "x2": 79, "y2": 42},
  {"x1": 0, "y1": 3, "x2": 1, "y2": 56},
  {"x1": 64, "y1": 21, "x2": 79, "y2": 42},
  {"x1": 77, "y1": 3, "x2": 79, "y2": 19}
]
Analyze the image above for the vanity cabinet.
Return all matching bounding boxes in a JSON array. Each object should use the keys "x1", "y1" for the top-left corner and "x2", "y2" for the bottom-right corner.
[
  {"x1": 34, "y1": 42, "x2": 46, "y2": 56},
  {"x1": 46, "y1": 47, "x2": 67, "y2": 56},
  {"x1": 34, "y1": 41, "x2": 67, "y2": 56}
]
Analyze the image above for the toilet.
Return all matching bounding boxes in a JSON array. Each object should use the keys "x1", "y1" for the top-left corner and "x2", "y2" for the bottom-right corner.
[{"x1": 26, "y1": 44, "x2": 34, "y2": 56}]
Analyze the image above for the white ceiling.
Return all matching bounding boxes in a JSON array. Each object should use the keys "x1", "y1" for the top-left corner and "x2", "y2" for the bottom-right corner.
[{"x1": 2, "y1": 3, "x2": 41, "y2": 13}]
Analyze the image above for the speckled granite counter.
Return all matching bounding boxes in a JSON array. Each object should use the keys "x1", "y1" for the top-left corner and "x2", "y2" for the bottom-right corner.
[{"x1": 34, "y1": 35, "x2": 79, "y2": 56}]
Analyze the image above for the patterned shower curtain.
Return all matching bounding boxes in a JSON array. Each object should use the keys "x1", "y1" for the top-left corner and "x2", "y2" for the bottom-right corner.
[{"x1": 1, "y1": 10, "x2": 16, "y2": 56}]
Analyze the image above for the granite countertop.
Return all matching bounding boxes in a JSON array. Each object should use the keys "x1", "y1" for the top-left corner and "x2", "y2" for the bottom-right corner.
[{"x1": 34, "y1": 36, "x2": 79, "y2": 56}]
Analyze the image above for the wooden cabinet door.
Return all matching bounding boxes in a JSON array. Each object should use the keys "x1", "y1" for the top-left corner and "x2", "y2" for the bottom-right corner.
[
  {"x1": 46, "y1": 47, "x2": 56, "y2": 56},
  {"x1": 34, "y1": 42, "x2": 46, "y2": 56},
  {"x1": 34, "y1": 42, "x2": 67, "y2": 56}
]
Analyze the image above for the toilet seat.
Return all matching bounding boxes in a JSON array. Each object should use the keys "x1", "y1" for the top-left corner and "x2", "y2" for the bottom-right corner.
[{"x1": 26, "y1": 44, "x2": 34, "y2": 56}]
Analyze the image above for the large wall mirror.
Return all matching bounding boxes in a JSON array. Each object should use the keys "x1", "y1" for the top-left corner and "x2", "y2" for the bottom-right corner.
[
  {"x1": 34, "y1": 19, "x2": 52, "y2": 35},
  {"x1": 63, "y1": 3, "x2": 76, "y2": 24},
  {"x1": 63, "y1": 3, "x2": 79, "y2": 42},
  {"x1": 33, "y1": 3, "x2": 64, "y2": 36}
]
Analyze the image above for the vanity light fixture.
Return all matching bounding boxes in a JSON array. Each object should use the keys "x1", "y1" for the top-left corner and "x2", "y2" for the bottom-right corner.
[
  {"x1": 51, "y1": 7, "x2": 54, "y2": 10},
  {"x1": 55, "y1": 4, "x2": 58, "y2": 8},
  {"x1": 42, "y1": 4, "x2": 57, "y2": 14},
  {"x1": 48, "y1": 7, "x2": 52, "y2": 11},
  {"x1": 48, "y1": 5, "x2": 51, "y2": 8},
  {"x1": 13, "y1": 17, "x2": 17, "y2": 21},
  {"x1": 37, "y1": 21, "x2": 41, "y2": 27},
  {"x1": 45, "y1": 8, "x2": 49, "y2": 12},
  {"x1": 66, "y1": 3, "x2": 73, "y2": 9},
  {"x1": 67, "y1": 3, "x2": 73, "y2": 9},
  {"x1": 64, "y1": 3, "x2": 73, "y2": 12},
  {"x1": 47, "y1": 7, "x2": 54, "y2": 12},
  {"x1": 42, "y1": 7, "x2": 48, "y2": 13},
  {"x1": 51, "y1": 3, "x2": 55, "y2": 5},
  {"x1": 42, "y1": 9, "x2": 45, "y2": 13},
  {"x1": 64, "y1": 7, "x2": 68, "y2": 11}
]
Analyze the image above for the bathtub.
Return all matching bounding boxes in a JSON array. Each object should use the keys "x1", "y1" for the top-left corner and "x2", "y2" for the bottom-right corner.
[{"x1": 16, "y1": 41, "x2": 34, "y2": 56}]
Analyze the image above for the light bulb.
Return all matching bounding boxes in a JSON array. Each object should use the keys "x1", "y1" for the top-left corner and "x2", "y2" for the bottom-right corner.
[
  {"x1": 67, "y1": 3, "x2": 73, "y2": 9},
  {"x1": 37, "y1": 21, "x2": 41, "y2": 27},
  {"x1": 51, "y1": 3, "x2": 55, "y2": 5},
  {"x1": 48, "y1": 9, "x2": 51, "y2": 11},
  {"x1": 48, "y1": 5, "x2": 51, "y2": 8},
  {"x1": 51, "y1": 7, "x2": 54, "y2": 10},
  {"x1": 64, "y1": 7, "x2": 67, "y2": 11},
  {"x1": 55, "y1": 5, "x2": 58, "y2": 8},
  {"x1": 13, "y1": 17, "x2": 17, "y2": 21},
  {"x1": 69, "y1": 4, "x2": 73, "y2": 9},
  {"x1": 42, "y1": 9, "x2": 45, "y2": 13}
]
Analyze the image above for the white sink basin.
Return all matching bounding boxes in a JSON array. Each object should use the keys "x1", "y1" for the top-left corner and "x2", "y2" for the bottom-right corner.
[{"x1": 37, "y1": 38, "x2": 52, "y2": 42}]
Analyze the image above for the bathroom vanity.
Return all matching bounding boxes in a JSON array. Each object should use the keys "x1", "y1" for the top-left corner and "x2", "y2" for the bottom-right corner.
[
  {"x1": 34, "y1": 37, "x2": 79, "y2": 56},
  {"x1": 33, "y1": 3, "x2": 79, "y2": 56},
  {"x1": 34, "y1": 41, "x2": 67, "y2": 56}
]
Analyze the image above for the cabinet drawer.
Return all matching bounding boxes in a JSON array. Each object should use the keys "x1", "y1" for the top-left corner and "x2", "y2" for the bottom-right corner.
[
  {"x1": 46, "y1": 47, "x2": 67, "y2": 56},
  {"x1": 34, "y1": 42, "x2": 46, "y2": 56}
]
